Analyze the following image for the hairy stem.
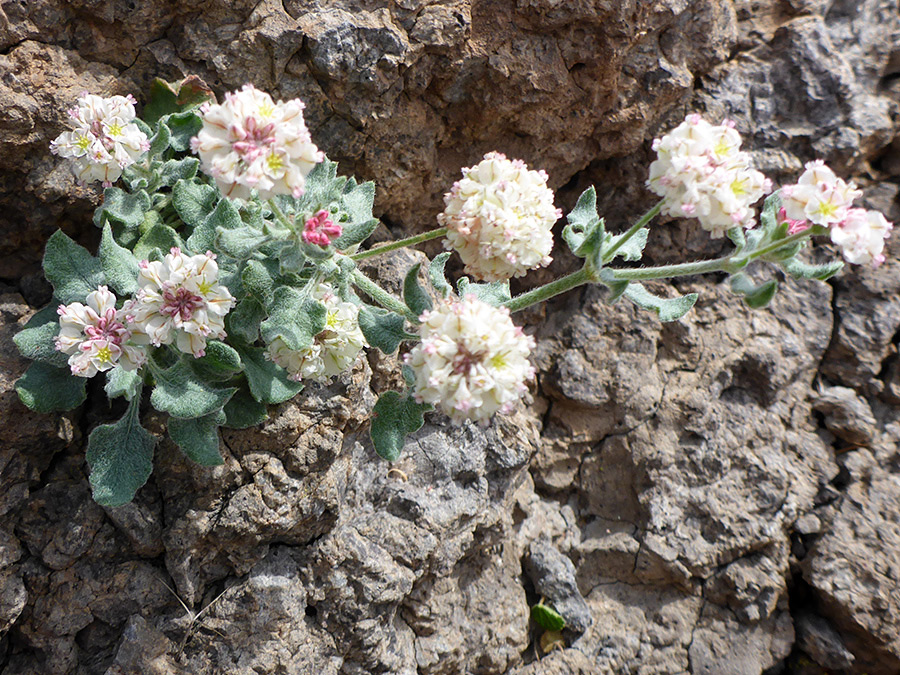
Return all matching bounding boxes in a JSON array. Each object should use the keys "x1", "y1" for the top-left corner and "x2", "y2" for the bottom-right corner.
[
  {"x1": 350, "y1": 269, "x2": 418, "y2": 322},
  {"x1": 504, "y1": 267, "x2": 594, "y2": 313},
  {"x1": 601, "y1": 200, "x2": 664, "y2": 263},
  {"x1": 350, "y1": 227, "x2": 448, "y2": 261}
]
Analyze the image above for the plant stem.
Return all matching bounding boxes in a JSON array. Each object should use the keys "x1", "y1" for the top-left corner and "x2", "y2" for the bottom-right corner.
[
  {"x1": 742, "y1": 230, "x2": 810, "y2": 261},
  {"x1": 350, "y1": 269, "x2": 418, "y2": 322},
  {"x1": 504, "y1": 267, "x2": 594, "y2": 313},
  {"x1": 350, "y1": 227, "x2": 448, "y2": 261},
  {"x1": 268, "y1": 199, "x2": 295, "y2": 230},
  {"x1": 601, "y1": 200, "x2": 663, "y2": 264},
  {"x1": 608, "y1": 256, "x2": 734, "y2": 281}
]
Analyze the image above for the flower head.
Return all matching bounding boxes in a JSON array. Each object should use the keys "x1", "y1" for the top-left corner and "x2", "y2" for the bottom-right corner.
[
  {"x1": 439, "y1": 152, "x2": 561, "y2": 282},
  {"x1": 780, "y1": 160, "x2": 862, "y2": 228},
  {"x1": 404, "y1": 294, "x2": 535, "y2": 424},
  {"x1": 266, "y1": 284, "x2": 366, "y2": 381},
  {"x1": 50, "y1": 93, "x2": 149, "y2": 186},
  {"x1": 191, "y1": 84, "x2": 324, "y2": 200},
  {"x1": 126, "y1": 248, "x2": 235, "y2": 357},
  {"x1": 55, "y1": 286, "x2": 147, "y2": 377},
  {"x1": 302, "y1": 210, "x2": 343, "y2": 246},
  {"x1": 647, "y1": 114, "x2": 771, "y2": 236},
  {"x1": 829, "y1": 208, "x2": 893, "y2": 268}
]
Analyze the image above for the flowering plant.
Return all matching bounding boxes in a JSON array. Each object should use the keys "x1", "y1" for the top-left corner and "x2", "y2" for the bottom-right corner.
[{"x1": 14, "y1": 78, "x2": 892, "y2": 507}]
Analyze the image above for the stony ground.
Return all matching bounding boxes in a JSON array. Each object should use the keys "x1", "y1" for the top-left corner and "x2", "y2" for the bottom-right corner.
[{"x1": 1, "y1": 1, "x2": 900, "y2": 673}]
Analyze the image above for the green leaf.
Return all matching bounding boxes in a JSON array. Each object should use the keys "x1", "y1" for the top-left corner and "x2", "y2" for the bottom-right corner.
[
  {"x1": 729, "y1": 273, "x2": 778, "y2": 309},
  {"x1": 341, "y1": 179, "x2": 376, "y2": 223},
  {"x1": 133, "y1": 222, "x2": 184, "y2": 262},
  {"x1": 624, "y1": 283, "x2": 697, "y2": 321},
  {"x1": 149, "y1": 359, "x2": 236, "y2": 419},
  {"x1": 228, "y1": 296, "x2": 267, "y2": 344},
  {"x1": 333, "y1": 218, "x2": 378, "y2": 251},
  {"x1": 158, "y1": 157, "x2": 200, "y2": 186},
  {"x1": 598, "y1": 268, "x2": 630, "y2": 305},
  {"x1": 93, "y1": 188, "x2": 152, "y2": 232},
  {"x1": 86, "y1": 394, "x2": 155, "y2": 507},
  {"x1": 105, "y1": 366, "x2": 142, "y2": 400},
  {"x1": 43, "y1": 230, "x2": 104, "y2": 304},
  {"x1": 603, "y1": 227, "x2": 648, "y2": 262},
  {"x1": 241, "y1": 259, "x2": 278, "y2": 306},
  {"x1": 15, "y1": 361, "x2": 87, "y2": 412},
  {"x1": 223, "y1": 387, "x2": 269, "y2": 428},
  {"x1": 531, "y1": 603, "x2": 566, "y2": 631},
  {"x1": 217, "y1": 228, "x2": 271, "y2": 260},
  {"x1": 99, "y1": 224, "x2": 140, "y2": 296},
  {"x1": 172, "y1": 180, "x2": 219, "y2": 230},
  {"x1": 456, "y1": 277, "x2": 512, "y2": 307},
  {"x1": 187, "y1": 197, "x2": 242, "y2": 252},
  {"x1": 168, "y1": 409, "x2": 226, "y2": 466},
  {"x1": 190, "y1": 341, "x2": 243, "y2": 381},
  {"x1": 259, "y1": 287, "x2": 326, "y2": 351},
  {"x1": 143, "y1": 76, "x2": 215, "y2": 126},
  {"x1": 370, "y1": 391, "x2": 430, "y2": 461},
  {"x1": 148, "y1": 122, "x2": 171, "y2": 157},
  {"x1": 13, "y1": 303, "x2": 68, "y2": 367},
  {"x1": 403, "y1": 263, "x2": 433, "y2": 318},
  {"x1": 428, "y1": 252, "x2": 453, "y2": 298},
  {"x1": 358, "y1": 305, "x2": 413, "y2": 354},
  {"x1": 563, "y1": 187, "x2": 603, "y2": 257},
  {"x1": 758, "y1": 193, "x2": 781, "y2": 236},
  {"x1": 165, "y1": 111, "x2": 202, "y2": 153},
  {"x1": 233, "y1": 343, "x2": 304, "y2": 404},
  {"x1": 727, "y1": 226, "x2": 746, "y2": 251},
  {"x1": 781, "y1": 257, "x2": 844, "y2": 281}
]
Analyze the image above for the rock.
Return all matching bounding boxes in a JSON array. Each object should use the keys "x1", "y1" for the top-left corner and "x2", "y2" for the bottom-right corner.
[
  {"x1": 795, "y1": 611, "x2": 856, "y2": 671},
  {"x1": 524, "y1": 540, "x2": 592, "y2": 634},
  {"x1": 812, "y1": 385, "x2": 877, "y2": 446},
  {"x1": 802, "y1": 449, "x2": 900, "y2": 674},
  {"x1": 2, "y1": 1, "x2": 900, "y2": 673}
]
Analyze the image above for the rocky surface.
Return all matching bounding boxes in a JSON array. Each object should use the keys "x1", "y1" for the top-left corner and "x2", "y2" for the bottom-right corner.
[{"x1": 2, "y1": 0, "x2": 900, "y2": 674}]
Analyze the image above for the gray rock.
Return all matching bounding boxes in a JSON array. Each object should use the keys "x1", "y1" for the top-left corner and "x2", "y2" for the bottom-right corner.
[
  {"x1": 525, "y1": 540, "x2": 593, "y2": 634},
  {"x1": 795, "y1": 611, "x2": 856, "y2": 671},
  {"x1": 812, "y1": 385, "x2": 877, "y2": 446}
]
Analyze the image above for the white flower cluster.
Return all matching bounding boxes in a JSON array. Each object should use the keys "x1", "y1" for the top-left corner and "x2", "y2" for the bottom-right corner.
[
  {"x1": 191, "y1": 84, "x2": 324, "y2": 201},
  {"x1": 50, "y1": 93, "x2": 149, "y2": 186},
  {"x1": 266, "y1": 284, "x2": 366, "y2": 382},
  {"x1": 439, "y1": 152, "x2": 561, "y2": 282},
  {"x1": 781, "y1": 160, "x2": 891, "y2": 267},
  {"x1": 126, "y1": 248, "x2": 235, "y2": 357},
  {"x1": 648, "y1": 114, "x2": 771, "y2": 237},
  {"x1": 56, "y1": 286, "x2": 147, "y2": 378},
  {"x1": 405, "y1": 295, "x2": 535, "y2": 424}
]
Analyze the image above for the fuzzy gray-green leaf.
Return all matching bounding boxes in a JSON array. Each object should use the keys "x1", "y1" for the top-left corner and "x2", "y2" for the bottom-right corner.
[
  {"x1": 370, "y1": 391, "x2": 429, "y2": 461},
  {"x1": 86, "y1": 395, "x2": 155, "y2": 507},
  {"x1": 624, "y1": 283, "x2": 697, "y2": 321},
  {"x1": 168, "y1": 409, "x2": 226, "y2": 466},
  {"x1": 150, "y1": 359, "x2": 236, "y2": 419},
  {"x1": 16, "y1": 361, "x2": 87, "y2": 412},
  {"x1": 43, "y1": 230, "x2": 104, "y2": 304},
  {"x1": 100, "y1": 224, "x2": 140, "y2": 296}
]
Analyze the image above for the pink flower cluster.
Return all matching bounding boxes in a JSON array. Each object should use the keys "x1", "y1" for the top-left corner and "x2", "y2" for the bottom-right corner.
[{"x1": 301, "y1": 210, "x2": 342, "y2": 246}]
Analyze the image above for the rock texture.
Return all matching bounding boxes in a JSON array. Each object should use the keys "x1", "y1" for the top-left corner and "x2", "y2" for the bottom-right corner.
[{"x1": 2, "y1": 1, "x2": 900, "y2": 674}]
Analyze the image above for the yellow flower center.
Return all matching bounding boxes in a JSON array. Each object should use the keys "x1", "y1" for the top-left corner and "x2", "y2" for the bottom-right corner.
[
  {"x1": 106, "y1": 122, "x2": 124, "y2": 137},
  {"x1": 76, "y1": 135, "x2": 93, "y2": 151},
  {"x1": 326, "y1": 311, "x2": 339, "y2": 330},
  {"x1": 197, "y1": 280, "x2": 213, "y2": 295},
  {"x1": 95, "y1": 346, "x2": 113, "y2": 363},
  {"x1": 266, "y1": 153, "x2": 285, "y2": 172},
  {"x1": 730, "y1": 178, "x2": 747, "y2": 197},
  {"x1": 490, "y1": 353, "x2": 507, "y2": 370}
]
